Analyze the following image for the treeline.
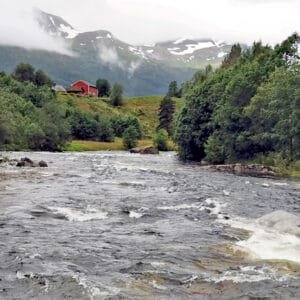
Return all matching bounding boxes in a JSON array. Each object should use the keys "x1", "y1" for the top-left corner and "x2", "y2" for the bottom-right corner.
[
  {"x1": 0, "y1": 65, "x2": 142, "y2": 151},
  {"x1": 175, "y1": 33, "x2": 300, "y2": 166}
]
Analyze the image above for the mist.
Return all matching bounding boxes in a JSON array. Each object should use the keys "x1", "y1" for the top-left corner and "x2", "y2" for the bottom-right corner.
[
  {"x1": 0, "y1": 0, "x2": 299, "y2": 52},
  {"x1": 0, "y1": 0, "x2": 73, "y2": 55}
]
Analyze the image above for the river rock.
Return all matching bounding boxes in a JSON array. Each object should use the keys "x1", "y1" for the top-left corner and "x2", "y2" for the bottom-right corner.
[
  {"x1": 130, "y1": 146, "x2": 159, "y2": 155},
  {"x1": 38, "y1": 160, "x2": 48, "y2": 167},
  {"x1": 16, "y1": 157, "x2": 48, "y2": 168},
  {"x1": 139, "y1": 146, "x2": 159, "y2": 155},
  {"x1": 129, "y1": 148, "x2": 141, "y2": 154},
  {"x1": 209, "y1": 163, "x2": 276, "y2": 177}
]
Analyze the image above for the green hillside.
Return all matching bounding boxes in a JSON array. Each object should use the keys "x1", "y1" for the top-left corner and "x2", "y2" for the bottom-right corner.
[{"x1": 58, "y1": 93, "x2": 184, "y2": 138}]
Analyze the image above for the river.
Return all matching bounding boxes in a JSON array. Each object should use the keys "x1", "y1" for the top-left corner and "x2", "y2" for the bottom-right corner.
[{"x1": 0, "y1": 151, "x2": 299, "y2": 299}]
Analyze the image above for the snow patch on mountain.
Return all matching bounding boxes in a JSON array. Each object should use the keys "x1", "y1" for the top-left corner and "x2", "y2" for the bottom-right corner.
[
  {"x1": 59, "y1": 24, "x2": 81, "y2": 39},
  {"x1": 129, "y1": 46, "x2": 148, "y2": 59},
  {"x1": 169, "y1": 41, "x2": 215, "y2": 55}
]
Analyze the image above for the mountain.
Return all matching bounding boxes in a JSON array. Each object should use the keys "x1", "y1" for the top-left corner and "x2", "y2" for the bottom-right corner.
[{"x1": 0, "y1": 10, "x2": 235, "y2": 96}]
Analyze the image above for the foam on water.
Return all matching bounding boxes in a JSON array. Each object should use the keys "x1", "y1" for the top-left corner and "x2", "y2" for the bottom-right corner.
[
  {"x1": 129, "y1": 211, "x2": 143, "y2": 218},
  {"x1": 48, "y1": 206, "x2": 108, "y2": 222},
  {"x1": 221, "y1": 210, "x2": 300, "y2": 263},
  {"x1": 208, "y1": 265, "x2": 296, "y2": 283}
]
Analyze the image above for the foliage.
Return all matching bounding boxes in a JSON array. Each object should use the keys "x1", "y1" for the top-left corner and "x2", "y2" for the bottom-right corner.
[
  {"x1": 153, "y1": 129, "x2": 169, "y2": 151},
  {"x1": 35, "y1": 69, "x2": 52, "y2": 87},
  {"x1": 221, "y1": 43, "x2": 242, "y2": 69},
  {"x1": 111, "y1": 115, "x2": 142, "y2": 138},
  {"x1": 157, "y1": 94, "x2": 175, "y2": 135},
  {"x1": 13, "y1": 63, "x2": 52, "y2": 87},
  {"x1": 96, "y1": 78, "x2": 111, "y2": 97},
  {"x1": 0, "y1": 74, "x2": 70, "y2": 151},
  {"x1": 13, "y1": 63, "x2": 35, "y2": 83},
  {"x1": 68, "y1": 110, "x2": 114, "y2": 142},
  {"x1": 110, "y1": 83, "x2": 124, "y2": 106},
  {"x1": 175, "y1": 33, "x2": 300, "y2": 166},
  {"x1": 123, "y1": 126, "x2": 139, "y2": 149}
]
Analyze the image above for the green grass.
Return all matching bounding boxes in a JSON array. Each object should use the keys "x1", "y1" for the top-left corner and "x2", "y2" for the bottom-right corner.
[
  {"x1": 65, "y1": 138, "x2": 155, "y2": 151},
  {"x1": 58, "y1": 93, "x2": 184, "y2": 138},
  {"x1": 64, "y1": 138, "x2": 177, "y2": 152}
]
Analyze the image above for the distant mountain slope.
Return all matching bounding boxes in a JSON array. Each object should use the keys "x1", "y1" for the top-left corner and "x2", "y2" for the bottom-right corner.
[{"x1": 0, "y1": 9, "x2": 237, "y2": 96}]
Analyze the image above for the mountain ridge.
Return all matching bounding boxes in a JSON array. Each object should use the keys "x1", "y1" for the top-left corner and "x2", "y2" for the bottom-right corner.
[{"x1": 0, "y1": 9, "x2": 236, "y2": 96}]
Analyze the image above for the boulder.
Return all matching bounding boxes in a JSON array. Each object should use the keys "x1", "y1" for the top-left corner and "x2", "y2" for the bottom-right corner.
[
  {"x1": 16, "y1": 158, "x2": 48, "y2": 168},
  {"x1": 129, "y1": 148, "x2": 141, "y2": 154},
  {"x1": 139, "y1": 146, "x2": 159, "y2": 155},
  {"x1": 130, "y1": 146, "x2": 159, "y2": 155},
  {"x1": 38, "y1": 160, "x2": 48, "y2": 168}
]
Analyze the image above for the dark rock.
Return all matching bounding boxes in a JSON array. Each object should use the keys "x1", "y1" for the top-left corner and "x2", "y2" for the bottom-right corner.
[
  {"x1": 38, "y1": 160, "x2": 48, "y2": 167},
  {"x1": 16, "y1": 158, "x2": 48, "y2": 168},
  {"x1": 16, "y1": 161, "x2": 26, "y2": 167},
  {"x1": 140, "y1": 146, "x2": 159, "y2": 155},
  {"x1": 130, "y1": 146, "x2": 159, "y2": 154}
]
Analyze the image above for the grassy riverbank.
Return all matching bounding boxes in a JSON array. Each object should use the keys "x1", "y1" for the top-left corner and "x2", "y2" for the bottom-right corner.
[{"x1": 64, "y1": 138, "x2": 177, "y2": 151}]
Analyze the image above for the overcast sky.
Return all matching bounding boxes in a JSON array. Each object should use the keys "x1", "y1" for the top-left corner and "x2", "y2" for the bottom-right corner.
[{"x1": 0, "y1": 0, "x2": 299, "y2": 53}]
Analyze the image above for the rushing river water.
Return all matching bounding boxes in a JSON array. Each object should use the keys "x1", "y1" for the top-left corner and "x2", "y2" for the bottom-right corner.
[{"x1": 0, "y1": 151, "x2": 299, "y2": 299}]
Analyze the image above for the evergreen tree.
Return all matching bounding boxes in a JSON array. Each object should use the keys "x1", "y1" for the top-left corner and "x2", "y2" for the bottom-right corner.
[
  {"x1": 35, "y1": 69, "x2": 52, "y2": 87},
  {"x1": 221, "y1": 43, "x2": 242, "y2": 69},
  {"x1": 158, "y1": 94, "x2": 175, "y2": 135},
  {"x1": 168, "y1": 81, "x2": 178, "y2": 97},
  {"x1": 110, "y1": 83, "x2": 124, "y2": 106},
  {"x1": 96, "y1": 78, "x2": 111, "y2": 97},
  {"x1": 13, "y1": 63, "x2": 35, "y2": 83}
]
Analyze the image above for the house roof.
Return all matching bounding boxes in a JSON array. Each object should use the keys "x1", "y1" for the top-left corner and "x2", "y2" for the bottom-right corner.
[
  {"x1": 71, "y1": 80, "x2": 98, "y2": 89},
  {"x1": 67, "y1": 86, "x2": 83, "y2": 93}
]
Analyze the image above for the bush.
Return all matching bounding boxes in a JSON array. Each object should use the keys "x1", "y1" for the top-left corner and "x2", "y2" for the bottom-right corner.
[
  {"x1": 111, "y1": 115, "x2": 142, "y2": 138},
  {"x1": 110, "y1": 83, "x2": 123, "y2": 106},
  {"x1": 123, "y1": 126, "x2": 139, "y2": 149},
  {"x1": 154, "y1": 129, "x2": 169, "y2": 151},
  {"x1": 69, "y1": 110, "x2": 114, "y2": 142}
]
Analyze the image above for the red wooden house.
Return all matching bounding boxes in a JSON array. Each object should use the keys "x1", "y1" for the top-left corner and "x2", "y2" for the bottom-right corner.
[{"x1": 67, "y1": 80, "x2": 99, "y2": 97}]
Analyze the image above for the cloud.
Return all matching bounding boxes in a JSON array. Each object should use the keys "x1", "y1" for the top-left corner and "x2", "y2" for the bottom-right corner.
[
  {"x1": 98, "y1": 46, "x2": 124, "y2": 69},
  {"x1": 98, "y1": 45, "x2": 142, "y2": 76},
  {"x1": 0, "y1": 0, "x2": 74, "y2": 55},
  {"x1": 0, "y1": 0, "x2": 299, "y2": 50}
]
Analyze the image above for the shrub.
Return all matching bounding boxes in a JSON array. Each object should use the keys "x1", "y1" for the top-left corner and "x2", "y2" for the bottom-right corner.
[
  {"x1": 111, "y1": 115, "x2": 142, "y2": 138},
  {"x1": 154, "y1": 129, "x2": 169, "y2": 151},
  {"x1": 123, "y1": 126, "x2": 139, "y2": 149}
]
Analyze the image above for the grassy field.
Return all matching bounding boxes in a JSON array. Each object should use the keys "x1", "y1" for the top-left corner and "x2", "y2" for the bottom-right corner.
[
  {"x1": 58, "y1": 93, "x2": 184, "y2": 138},
  {"x1": 65, "y1": 138, "x2": 152, "y2": 151},
  {"x1": 64, "y1": 138, "x2": 177, "y2": 152}
]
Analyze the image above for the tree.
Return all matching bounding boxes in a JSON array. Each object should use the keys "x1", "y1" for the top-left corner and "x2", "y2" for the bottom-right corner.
[
  {"x1": 13, "y1": 63, "x2": 35, "y2": 83},
  {"x1": 168, "y1": 81, "x2": 178, "y2": 97},
  {"x1": 35, "y1": 69, "x2": 52, "y2": 87},
  {"x1": 110, "y1": 83, "x2": 124, "y2": 106},
  {"x1": 154, "y1": 129, "x2": 169, "y2": 151},
  {"x1": 123, "y1": 126, "x2": 139, "y2": 149},
  {"x1": 157, "y1": 94, "x2": 175, "y2": 135},
  {"x1": 96, "y1": 78, "x2": 111, "y2": 97},
  {"x1": 221, "y1": 44, "x2": 242, "y2": 69}
]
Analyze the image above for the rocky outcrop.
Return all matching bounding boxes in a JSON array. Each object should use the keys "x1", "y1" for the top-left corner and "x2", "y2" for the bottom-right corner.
[
  {"x1": 16, "y1": 157, "x2": 48, "y2": 168},
  {"x1": 130, "y1": 146, "x2": 159, "y2": 155},
  {"x1": 0, "y1": 157, "x2": 48, "y2": 168},
  {"x1": 208, "y1": 163, "x2": 276, "y2": 177}
]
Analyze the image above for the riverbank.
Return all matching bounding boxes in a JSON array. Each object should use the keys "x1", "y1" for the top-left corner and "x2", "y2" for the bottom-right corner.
[{"x1": 64, "y1": 139, "x2": 177, "y2": 152}]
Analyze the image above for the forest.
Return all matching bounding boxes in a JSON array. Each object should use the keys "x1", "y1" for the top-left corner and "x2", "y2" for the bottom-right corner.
[{"x1": 174, "y1": 33, "x2": 300, "y2": 169}]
